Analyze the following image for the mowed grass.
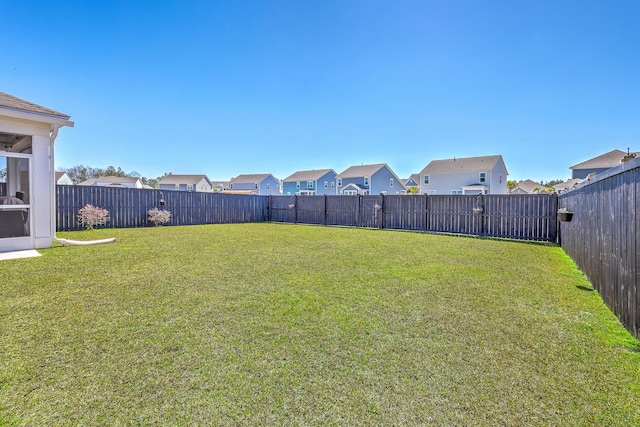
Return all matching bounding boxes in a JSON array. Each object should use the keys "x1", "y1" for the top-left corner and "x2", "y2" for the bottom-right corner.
[{"x1": 1, "y1": 224, "x2": 639, "y2": 426}]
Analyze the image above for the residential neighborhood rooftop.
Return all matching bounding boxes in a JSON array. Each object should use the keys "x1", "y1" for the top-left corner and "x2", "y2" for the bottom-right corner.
[
  {"x1": 421, "y1": 155, "x2": 505, "y2": 174},
  {"x1": 283, "y1": 169, "x2": 335, "y2": 182},
  {"x1": 570, "y1": 149, "x2": 639, "y2": 170},
  {"x1": 78, "y1": 176, "x2": 141, "y2": 186},
  {"x1": 336, "y1": 163, "x2": 387, "y2": 178},
  {"x1": 158, "y1": 174, "x2": 211, "y2": 185}
]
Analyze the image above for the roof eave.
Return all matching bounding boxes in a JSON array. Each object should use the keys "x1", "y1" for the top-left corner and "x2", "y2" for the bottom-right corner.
[{"x1": 0, "y1": 106, "x2": 74, "y2": 128}]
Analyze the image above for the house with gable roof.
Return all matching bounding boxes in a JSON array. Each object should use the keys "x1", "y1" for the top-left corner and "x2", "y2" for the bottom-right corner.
[
  {"x1": 419, "y1": 155, "x2": 509, "y2": 195},
  {"x1": 336, "y1": 163, "x2": 405, "y2": 195},
  {"x1": 158, "y1": 174, "x2": 213, "y2": 192},
  {"x1": 282, "y1": 169, "x2": 337, "y2": 195},
  {"x1": 55, "y1": 172, "x2": 74, "y2": 186},
  {"x1": 510, "y1": 179, "x2": 550, "y2": 194},
  {"x1": 78, "y1": 176, "x2": 143, "y2": 189},
  {"x1": 570, "y1": 149, "x2": 638, "y2": 179},
  {"x1": 229, "y1": 174, "x2": 281, "y2": 195}
]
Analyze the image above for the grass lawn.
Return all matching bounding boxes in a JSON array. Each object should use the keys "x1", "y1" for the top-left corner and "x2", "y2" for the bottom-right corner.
[{"x1": 1, "y1": 223, "x2": 639, "y2": 426}]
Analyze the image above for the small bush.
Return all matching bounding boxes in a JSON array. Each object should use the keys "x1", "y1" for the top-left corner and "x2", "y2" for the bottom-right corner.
[
  {"x1": 77, "y1": 204, "x2": 110, "y2": 230},
  {"x1": 147, "y1": 208, "x2": 171, "y2": 226}
]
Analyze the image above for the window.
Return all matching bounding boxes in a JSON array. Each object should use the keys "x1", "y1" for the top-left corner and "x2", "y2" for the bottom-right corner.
[
  {"x1": 424, "y1": 175, "x2": 430, "y2": 184},
  {"x1": 307, "y1": 181, "x2": 313, "y2": 189},
  {"x1": 187, "y1": 184, "x2": 193, "y2": 191},
  {"x1": 337, "y1": 178, "x2": 342, "y2": 187},
  {"x1": 0, "y1": 151, "x2": 32, "y2": 239},
  {"x1": 479, "y1": 172, "x2": 486, "y2": 183},
  {"x1": 451, "y1": 190, "x2": 463, "y2": 195},
  {"x1": 267, "y1": 184, "x2": 270, "y2": 190},
  {"x1": 254, "y1": 183, "x2": 258, "y2": 189},
  {"x1": 425, "y1": 190, "x2": 436, "y2": 195},
  {"x1": 364, "y1": 176, "x2": 369, "y2": 186},
  {"x1": 331, "y1": 182, "x2": 335, "y2": 189},
  {"x1": 175, "y1": 184, "x2": 180, "y2": 190},
  {"x1": 230, "y1": 183, "x2": 234, "y2": 189},
  {"x1": 296, "y1": 181, "x2": 300, "y2": 189},
  {"x1": 324, "y1": 181, "x2": 328, "y2": 189},
  {"x1": 390, "y1": 178, "x2": 394, "y2": 187}
]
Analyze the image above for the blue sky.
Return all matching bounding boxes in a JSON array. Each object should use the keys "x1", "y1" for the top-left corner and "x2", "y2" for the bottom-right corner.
[{"x1": 2, "y1": 0, "x2": 639, "y2": 183}]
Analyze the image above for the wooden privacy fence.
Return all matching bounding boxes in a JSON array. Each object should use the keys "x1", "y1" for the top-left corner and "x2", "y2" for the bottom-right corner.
[
  {"x1": 56, "y1": 186, "x2": 268, "y2": 230},
  {"x1": 57, "y1": 186, "x2": 558, "y2": 241},
  {"x1": 269, "y1": 194, "x2": 558, "y2": 241},
  {"x1": 559, "y1": 158, "x2": 640, "y2": 339}
]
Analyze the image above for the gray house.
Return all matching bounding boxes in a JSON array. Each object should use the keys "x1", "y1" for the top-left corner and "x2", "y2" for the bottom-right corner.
[
  {"x1": 229, "y1": 174, "x2": 281, "y2": 195},
  {"x1": 158, "y1": 174, "x2": 213, "y2": 192},
  {"x1": 282, "y1": 169, "x2": 337, "y2": 195},
  {"x1": 570, "y1": 149, "x2": 638, "y2": 179},
  {"x1": 419, "y1": 155, "x2": 509, "y2": 195},
  {"x1": 336, "y1": 163, "x2": 405, "y2": 195}
]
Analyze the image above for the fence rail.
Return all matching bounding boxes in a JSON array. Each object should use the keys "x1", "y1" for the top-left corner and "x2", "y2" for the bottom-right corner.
[{"x1": 559, "y1": 158, "x2": 640, "y2": 339}]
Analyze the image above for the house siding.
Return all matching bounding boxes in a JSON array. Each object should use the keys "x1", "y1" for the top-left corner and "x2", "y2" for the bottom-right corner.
[
  {"x1": 572, "y1": 167, "x2": 610, "y2": 179},
  {"x1": 420, "y1": 157, "x2": 509, "y2": 195}
]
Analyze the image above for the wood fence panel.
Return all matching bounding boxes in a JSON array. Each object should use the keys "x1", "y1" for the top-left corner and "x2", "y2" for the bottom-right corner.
[
  {"x1": 383, "y1": 194, "x2": 427, "y2": 231},
  {"x1": 427, "y1": 195, "x2": 481, "y2": 235},
  {"x1": 296, "y1": 196, "x2": 325, "y2": 225},
  {"x1": 269, "y1": 195, "x2": 296, "y2": 223},
  {"x1": 360, "y1": 195, "x2": 383, "y2": 228},
  {"x1": 325, "y1": 195, "x2": 358, "y2": 227},
  {"x1": 559, "y1": 159, "x2": 640, "y2": 339}
]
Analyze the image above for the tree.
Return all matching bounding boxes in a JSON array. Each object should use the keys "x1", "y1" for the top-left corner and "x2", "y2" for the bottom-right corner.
[
  {"x1": 542, "y1": 179, "x2": 564, "y2": 187},
  {"x1": 406, "y1": 186, "x2": 419, "y2": 194},
  {"x1": 507, "y1": 180, "x2": 518, "y2": 191}
]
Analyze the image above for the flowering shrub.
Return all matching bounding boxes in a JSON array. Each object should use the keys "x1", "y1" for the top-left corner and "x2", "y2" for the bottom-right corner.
[
  {"x1": 147, "y1": 208, "x2": 171, "y2": 226},
  {"x1": 77, "y1": 204, "x2": 110, "y2": 229}
]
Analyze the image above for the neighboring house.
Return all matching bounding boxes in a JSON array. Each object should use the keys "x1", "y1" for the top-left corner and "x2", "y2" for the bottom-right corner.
[
  {"x1": 229, "y1": 174, "x2": 281, "y2": 195},
  {"x1": 553, "y1": 178, "x2": 584, "y2": 193},
  {"x1": 419, "y1": 155, "x2": 509, "y2": 195},
  {"x1": 282, "y1": 169, "x2": 337, "y2": 195},
  {"x1": 210, "y1": 181, "x2": 230, "y2": 192},
  {"x1": 55, "y1": 172, "x2": 74, "y2": 186},
  {"x1": 510, "y1": 179, "x2": 550, "y2": 194},
  {"x1": 570, "y1": 149, "x2": 639, "y2": 179},
  {"x1": 78, "y1": 176, "x2": 143, "y2": 189},
  {"x1": 158, "y1": 174, "x2": 213, "y2": 192},
  {"x1": 402, "y1": 174, "x2": 420, "y2": 193},
  {"x1": 0, "y1": 91, "x2": 74, "y2": 252},
  {"x1": 403, "y1": 174, "x2": 420, "y2": 188},
  {"x1": 336, "y1": 163, "x2": 405, "y2": 195}
]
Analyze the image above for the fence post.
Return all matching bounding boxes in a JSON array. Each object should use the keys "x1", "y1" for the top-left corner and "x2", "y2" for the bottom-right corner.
[
  {"x1": 379, "y1": 194, "x2": 384, "y2": 229},
  {"x1": 294, "y1": 195, "x2": 298, "y2": 224},
  {"x1": 323, "y1": 195, "x2": 327, "y2": 226}
]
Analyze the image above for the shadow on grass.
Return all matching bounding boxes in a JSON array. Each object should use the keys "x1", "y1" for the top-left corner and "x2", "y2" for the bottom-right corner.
[{"x1": 576, "y1": 285, "x2": 595, "y2": 291}]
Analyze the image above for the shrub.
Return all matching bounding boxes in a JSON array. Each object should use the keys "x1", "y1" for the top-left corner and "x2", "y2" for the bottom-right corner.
[
  {"x1": 147, "y1": 208, "x2": 171, "y2": 226},
  {"x1": 77, "y1": 204, "x2": 110, "y2": 230}
]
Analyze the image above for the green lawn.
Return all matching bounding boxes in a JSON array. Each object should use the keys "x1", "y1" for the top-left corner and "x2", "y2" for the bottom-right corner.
[{"x1": 1, "y1": 224, "x2": 638, "y2": 426}]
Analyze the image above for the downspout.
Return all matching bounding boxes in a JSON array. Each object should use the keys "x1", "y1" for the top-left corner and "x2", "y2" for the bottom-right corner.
[{"x1": 49, "y1": 124, "x2": 116, "y2": 246}]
